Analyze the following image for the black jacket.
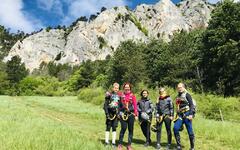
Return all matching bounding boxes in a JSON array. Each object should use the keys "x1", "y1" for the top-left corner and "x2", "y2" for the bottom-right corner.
[{"x1": 103, "y1": 91, "x2": 121, "y2": 115}]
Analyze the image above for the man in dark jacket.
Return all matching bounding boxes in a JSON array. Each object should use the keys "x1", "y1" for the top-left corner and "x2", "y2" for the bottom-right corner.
[
  {"x1": 137, "y1": 90, "x2": 154, "y2": 147},
  {"x1": 173, "y1": 83, "x2": 195, "y2": 150}
]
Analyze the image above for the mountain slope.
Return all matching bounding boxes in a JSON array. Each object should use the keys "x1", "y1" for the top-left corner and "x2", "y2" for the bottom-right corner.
[{"x1": 4, "y1": 0, "x2": 214, "y2": 71}]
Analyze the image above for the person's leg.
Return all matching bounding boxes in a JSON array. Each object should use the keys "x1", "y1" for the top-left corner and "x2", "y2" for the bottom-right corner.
[
  {"x1": 140, "y1": 121, "x2": 148, "y2": 140},
  {"x1": 173, "y1": 118, "x2": 183, "y2": 149},
  {"x1": 127, "y1": 115, "x2": 135, "y2": 145},
  {"x1": 146, "y1": 121, "x2": 151, "y2": 143},
  {"x1": 156, "y1": 121, "x2": 163, "y2": 149},
  {"x1": 112, "y1": 118, "x2": 118, "y2": 145},
  {"x1": 118, "y1": 119, "x2": 127, "y2": 145},
  {"x1": 165, "y1": 117, "x2": 172, "y2": 144},
  {"x1": 105, "y1": 119, "x2": 111, "y2": 144},
  {"x1": 184, "y1": 118, "x2": 195, "y2": 149},
  {"x1": 164, "y1": 117, "x2": 172, "y2": 149}
]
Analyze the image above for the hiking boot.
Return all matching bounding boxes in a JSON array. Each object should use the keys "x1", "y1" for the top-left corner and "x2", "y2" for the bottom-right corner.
[
  {"x1": 112, "y1": 143, "x2": 116, "y2": 149},
  {"x1": 189, "y1": 135, "x2": 195, "y2": 150},
  {"x1": 177, "y1": 146, "x2": 182, "y2": 150},
  {"x1": 175, "y1": 134, "x2": 181, "y2": 149},
  {"x1": 127, "y1": 145, "x2": 132, "y2": 150},
  {"x1": 166, "y1": 144, "x2": 171, "y2": 150},
  {"x1": 144, "y1": 142, "x2": 149, "y2": 147},
  {"x1": 118, "y1": 144, "x2": 122, "y2": 150},
  {"x1": 149, "y1": 139, "x2": 152, "y2": 144},
  {"x1": 156, "y1": 143, "x2": 161, "y2": 150},
  {"x1": 105, "y1": 142, "x2": 110, "y2": 147}
]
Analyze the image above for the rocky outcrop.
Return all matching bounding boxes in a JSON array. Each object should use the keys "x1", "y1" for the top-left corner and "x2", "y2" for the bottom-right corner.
[
  {"x1": 134, "y1": 0, "x2": 189, "y2": 41},
  {"x1": 179, "y1": 0, "x2": 214, "y2": 29},
  {"x1": 4, "y1": 29, "x2": 66, "y2": 70}
]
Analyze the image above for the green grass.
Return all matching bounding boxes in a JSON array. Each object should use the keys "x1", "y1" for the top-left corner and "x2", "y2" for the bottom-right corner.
[{"x1": 0, "y1": 96, "x2": 239, "y2": 150}]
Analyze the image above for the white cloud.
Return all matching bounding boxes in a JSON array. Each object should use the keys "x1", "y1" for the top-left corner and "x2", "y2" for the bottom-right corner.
[
  {"x1": 61, "y1": 0, "x2": 129, "y2": 25},
  {"x1": 37, "y1": 0, "x2": 64, "y2": 16},
  {"x1": 0, "y1": 0, "x2": 43, "y2": 33}
]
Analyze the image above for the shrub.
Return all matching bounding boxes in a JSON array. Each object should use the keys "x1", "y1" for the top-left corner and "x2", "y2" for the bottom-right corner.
[
  {"x1": 18, "y1": 76, "x2": 69, "y2": 96},
  {"x1": 77, "y1": 87, "x2": 105, "y2": 105}
]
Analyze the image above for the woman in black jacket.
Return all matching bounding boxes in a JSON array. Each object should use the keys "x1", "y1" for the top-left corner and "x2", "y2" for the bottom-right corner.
[
  {"x1": 103, "y1": 83, "x2": 121, "y2": 147},
  {"x1": 137, "y1": 90, "x2": 154, "y2": 147},
  {"x1": 155, "y1": 87, "x2": 174, "y2": 150}
]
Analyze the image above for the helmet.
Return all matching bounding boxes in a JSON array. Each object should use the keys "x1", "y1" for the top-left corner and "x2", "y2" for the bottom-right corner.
[
  {"x1": 151, "y1": 124, "x2": 158, "y2": 132},
  {"x1": 140, "y1": 112, "x2": 149, "y2": 121}
]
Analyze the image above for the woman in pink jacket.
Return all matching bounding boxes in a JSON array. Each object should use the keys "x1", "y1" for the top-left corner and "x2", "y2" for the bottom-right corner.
[{"x1": 118, "y1": 83, "x2": 138, "y2": 150}]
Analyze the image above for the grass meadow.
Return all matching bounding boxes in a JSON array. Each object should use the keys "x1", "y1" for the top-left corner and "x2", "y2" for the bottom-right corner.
[{"x1": 0, "y1": 96, "x2": 239, "y2": 150}]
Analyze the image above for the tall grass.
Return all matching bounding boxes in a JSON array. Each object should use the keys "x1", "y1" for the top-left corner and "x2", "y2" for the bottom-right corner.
[{"x1": 0, "y1": 96, "x2": 105, "y2": 150}]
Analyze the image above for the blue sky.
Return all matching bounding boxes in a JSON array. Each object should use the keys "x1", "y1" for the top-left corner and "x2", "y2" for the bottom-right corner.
[{"x1": 0, "y1": 0, "x2": 220, "y2": 33}]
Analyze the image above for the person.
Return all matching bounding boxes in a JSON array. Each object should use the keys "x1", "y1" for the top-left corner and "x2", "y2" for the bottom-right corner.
[
  {"x1": 103, "y1": 82, "x2": 122, "y2": 148},
  {"x1": 118, "y1": 83, "x2": 138, "y2": 150},
  {"x1": 137, "y1": 90, "x2": 154, "y2": 147},
  {"x1": 155, "y1": 87, "x2": 174, "y2": 150},
  {"x1": 173, "y1": 83, "x2": 195, "y2": 150}
]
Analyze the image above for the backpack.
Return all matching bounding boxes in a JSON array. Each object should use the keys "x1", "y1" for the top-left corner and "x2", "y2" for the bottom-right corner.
[{"x1": 192, "y1": 98, "x2": 197, "y2": 115}]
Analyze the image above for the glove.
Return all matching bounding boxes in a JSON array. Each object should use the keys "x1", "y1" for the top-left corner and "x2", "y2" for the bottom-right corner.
[
  {"x1": 119, "y1": 112, "x2": 123, "y2": 117},
  {"x1": 156, "y1": 113, "x2": 160, "y2": 122}
]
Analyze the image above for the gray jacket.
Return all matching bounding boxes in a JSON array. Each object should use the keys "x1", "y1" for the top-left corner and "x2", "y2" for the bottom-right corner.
[
  {"x1": 156, "y1": 96, "x2": 174, "y2": 117},
  {"x1": 137, "y1": 98, "x2": 154, "y2": 114}
]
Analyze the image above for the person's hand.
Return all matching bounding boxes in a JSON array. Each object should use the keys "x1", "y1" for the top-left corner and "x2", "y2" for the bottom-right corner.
[
  {"x1": 188, "y1": 115, "x2": 193, "y2": 120},
  {"x1": 118, "y1": 112, "x2": 123, "y2": 119},
  {"x1": 156, "y1": 117, "x2": 160, "y2": 122},
  {"x1": 135, "y1": 116, "x2": 138, "y2": 121},
  {"x1": 106, "y1": 114, "x2": 110, "y2": 119},
  {"x1": 169, "y1": 116, "x2": 173, "y2": 121}
]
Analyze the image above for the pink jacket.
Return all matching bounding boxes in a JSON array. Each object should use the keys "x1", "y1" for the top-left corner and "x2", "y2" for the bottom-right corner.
[{"x1": 120, "y1": 92, "x2": 138, "y2": 116}]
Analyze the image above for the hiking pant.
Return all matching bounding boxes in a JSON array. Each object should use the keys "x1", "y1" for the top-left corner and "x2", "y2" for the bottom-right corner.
[
  {"x1": 156, "y1": 117, "x2": 172, "y2": 145},
  {"x1": 118, "y1": 114, "x2": 135, "y2": 145},
  {"x1": 106, "y1": 117, "x2": 118, "y2": 132},
  {"x1": 140, "y1": 120, "x2": 151, "y2": 143},
  {"x1": 173, "y1": 111, "x2": 195, "y2": 148}
]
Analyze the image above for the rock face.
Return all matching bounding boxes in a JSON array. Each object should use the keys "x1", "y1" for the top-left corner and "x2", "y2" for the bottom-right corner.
[
  {"x1": 4, "y1": 29, "x2": 66, "y2": 70},
  {"x1": 134, "y1": 0, "x2": 189, "y2": 41},
  {"x1": 179, "y1": 0, "x2": 214, "y2": 29},
  {"x1": 4, "y1": 0, "x2": 214, "y2": 71}
]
